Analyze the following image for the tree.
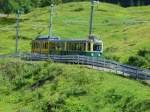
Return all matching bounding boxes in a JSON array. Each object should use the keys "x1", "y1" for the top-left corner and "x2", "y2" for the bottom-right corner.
[
  {"x1": 0, "y1": 0, "x2": 31, "y2": 15},
  {"x1": 30, "y1": 0, "x2": 62, "y2": 7},
  {"x1": 0, "y1": 0, "x2": 13, "y2": 15},
  {"x1": 15, "y1": 0, "x2": 31, "y2": 13}
]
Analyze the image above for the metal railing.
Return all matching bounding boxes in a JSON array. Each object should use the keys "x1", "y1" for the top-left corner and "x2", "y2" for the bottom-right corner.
[
  {"x1": 20, "y1": 53, "x2": 150, "y2": 80},
  {"x1": 0, "y1": 53, "x2": 20, "y2": 58},
  {"x1": 0, "y1": 53, "x2": 150, "y2": 80}
]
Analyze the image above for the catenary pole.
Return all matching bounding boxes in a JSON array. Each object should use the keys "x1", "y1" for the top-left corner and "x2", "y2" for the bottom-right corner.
[
  {"x1": 16, "y1": 10, "x2": 19, "y2": 53},
  {"x1": 49, "y1": 4, "x2": 54, "y2": 38},
  {"x1": 89, "y1": 0, "x2": 94, "y2": 37}
]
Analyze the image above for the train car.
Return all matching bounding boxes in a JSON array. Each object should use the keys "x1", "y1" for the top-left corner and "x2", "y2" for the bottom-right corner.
[{"x1": 31, "y1": 35, "x2": 103, "y2": 57}]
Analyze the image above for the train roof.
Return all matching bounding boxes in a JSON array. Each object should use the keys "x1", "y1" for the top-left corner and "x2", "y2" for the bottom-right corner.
[
  {"x1": 33, "y1": 35, "x2": 102, "y2": 43},
  {"x1": 35, "y1": 35, "x2": 60, "y2": 40}
]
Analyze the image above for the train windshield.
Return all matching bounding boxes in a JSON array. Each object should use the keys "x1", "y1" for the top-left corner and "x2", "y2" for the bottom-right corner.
[{"x1": 93, "y1": 44, "x2": 101, "y2": 51}]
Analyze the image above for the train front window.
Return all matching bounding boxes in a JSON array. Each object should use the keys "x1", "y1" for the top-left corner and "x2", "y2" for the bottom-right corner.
[{"x1": 93, "y1": 44, "x2": 101, "y2": 51}]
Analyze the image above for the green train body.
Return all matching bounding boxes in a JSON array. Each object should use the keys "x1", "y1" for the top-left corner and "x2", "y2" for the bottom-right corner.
[{"x1": 31, "y1": 35, "x2": 103, "y2": 57}]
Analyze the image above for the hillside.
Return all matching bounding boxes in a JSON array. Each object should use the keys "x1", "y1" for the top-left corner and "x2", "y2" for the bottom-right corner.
[
  {"x1": 0, "y1": 2, "x2": 150, "y2": 112},
  {"x1": 0, "y1": 2, "x2": 150, "y2": 63},
  {"x1": 0, "y1": 59, "x2": 150, "y2": 112}
]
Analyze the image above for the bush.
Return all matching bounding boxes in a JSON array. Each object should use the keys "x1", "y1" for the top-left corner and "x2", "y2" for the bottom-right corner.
[
  {"x1": 105, "y1": 55, "x2": 120, "y2": 62},
  {"x1": 33, "y1": 99, "x2": 52, "y2": 112},
  {"x1": 129, "y1": 100, "x2": 150, "y2": 112},
  {"x1": 63, "y1": 101, "x2": 91, "y2": 112},
  {"x1": 73, "y1": 7, "x2": 84, "y2": 12},
  {"x1": 105, "y1": 47, "x2": 118, "y2": 53},
  {"x1": 13, "y1": 78, "x2": 28, "y2": 90},
  {"x1": 138, "y1": 49, "x2": 150, "y2": 57},
  {"x1": 127, "y1": 56, "x2": 146, "y2": 67},
  {"x1": 104, "y1": 89, "x2": 122, "y2": 104},
  {"x1": 127, "y1": 49, "x2": 150, "y2": 68},
  {"x1": 13, "y1": 35, "x2": 31, "y2": 40},
  {"x1": 66, "y1": 86, "x2": 87, "y2": 97}
]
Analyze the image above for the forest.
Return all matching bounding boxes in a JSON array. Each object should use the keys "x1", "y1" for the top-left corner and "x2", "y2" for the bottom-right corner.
[
  {"x1": 0, "y1": 0, "x2": 150, "y2": 15},
  {"x1": 100, "y1": 0, "x2": 150, "y2": 7}
]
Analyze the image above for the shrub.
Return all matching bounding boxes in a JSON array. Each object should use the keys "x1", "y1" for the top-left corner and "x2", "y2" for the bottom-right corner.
[
  {"x1": 105, "y1": 47, "x2": 118, "y2": 53},
  {"x1": 73, "y1": 72, "x2": 90, "y2": 85},
  {"x1": 13, "y1": 78, "x2": 28, "y2": 90},
  {"x1": 105, "y1": 55, "x2": 120, "y2": 62},
  {"x1": 120, "y1": 95, "x2": 135, "y2": 112},
  {"x1": 66, "y1": 86, "x2": 87, "y2": 97},
  {"x1": 129, "y1": 100, "x2": 150, "y2": 112},
  {"x1": 127, "y1": 49, "x2": 150, "y2": 68},
  {"x1": 32, "y1": 99, "x2": 51, "y2": 112},
  {"x1": 12, "y1": 35, "x2": 31, "y2": 40},
  {"x1": 104, "y1": 89, "x2": 122, "y2": 104},
  {"x1": 73, "y1": 7, "x2": 84, "y2": 12},
  {"x1": 127, "y1": 56, "x2": 146, "y2": 67},
  {"x1": 137, "y1": 49, "x2": 150, "y2": 57},
  {"x1": 63, "y1": 102, "x2": 91, "y2": 112}
]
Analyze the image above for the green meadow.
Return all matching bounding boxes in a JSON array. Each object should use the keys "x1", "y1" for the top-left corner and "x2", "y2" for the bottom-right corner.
[
  {"x1": 0, "y1": 2, "x2": 150, "y2": 62},
  {"x1": 0, "y1": 59, "x2": 150, "y2": 112},
  {"x1": 0, "y1": 2, "x2": 150, "y2": 112}
]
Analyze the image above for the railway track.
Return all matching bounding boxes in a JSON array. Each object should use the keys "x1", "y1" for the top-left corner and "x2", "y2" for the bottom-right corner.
[{"x1": 0, "y1": 53, "x2": 150, "y2": 81}]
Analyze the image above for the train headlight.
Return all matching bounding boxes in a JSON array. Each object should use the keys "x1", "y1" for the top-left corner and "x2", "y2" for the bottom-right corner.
[
  {"x1": 98, "y1": 54, "x2": 100, "y2": 57},
  {"x1": 91, "y1": 53, "x2": 94, "y2": 56}
]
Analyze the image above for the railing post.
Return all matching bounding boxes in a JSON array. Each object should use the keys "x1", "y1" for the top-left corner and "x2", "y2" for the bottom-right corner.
[
  {"x1": 82, "y1": 56, "x2": 84, "y2": 65},
  {"x1": 136, "y1": 69, "x2": 139, "y2": 80},
  {"x1": 116, "y1": 63, "x2": 118, "y2": 74},
  {"x1": 122, "y1": 66, "x2": 125, "y2": 75},
  {"x1": 109, "y1": 61, "x2": 111, "y2": 72},
  {"x1": 86, "y1": 56, "x2": 88, "y2": 65},
  {"x1": 72, "y1": 55, "x2": 74, "y2": 64},
  {"x1": 96, "y1": 57, "x2": 98, "y2": 67},
  {"x1": 92, "y1": 57, "x2": 94, "y2": 68},
  {"x1": 103, "y1": 58, "x2": 105, "y2": 70},
  {"x1": 78, "y1": 55, "x2": 79, "y2": 64}
]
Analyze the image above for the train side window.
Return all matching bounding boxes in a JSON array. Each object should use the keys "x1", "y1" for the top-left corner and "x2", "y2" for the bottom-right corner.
[
  {"x1": 45, "y1": 42, "x2": 47, "y2": 49},
  {"x1": 43, "y1": 42, "x2": 45, "y2": 49},
  {"x1": 37, "y1": 43, "x2": 39, "y2": 49},
  {"x1": 41, "y1": 43, "x2": 43, "y2": 48},
  {"x1": 37, "y1": 43, "x2": 38, "y2": 49},
  {"x1": 42, "y1": 42, "x2": 44, "y2": 49},
  {"x1": 34, "y1": 42, "x2": 36, "y2": 48},
  {"x1": 83, "y1": 43, "x2": 86, "y2": 51},
  {"x1": 35, "y1": 42, "x2": 38, "y2": 48},
  {"x1": 47, "y1": 42, "x2": 48, "y2": 48},
  {"x1": 88, "y1": 43, "x2": 91, "y2": 51},
  {"x1": 32, "y1": 42, "x2": 34, "y2": 48},
  {"x1": 43, "y1": 43, "x2": 44, "y2": 48},
  {"x1": 44, "y1": 42, "x2": 47, "y2": 49},
  {"x1": 44, "y1": 42, "x2": 46, "y2": 49},
  {"x1": 42, "y1": 42, "x2": 44, "y2": 48},
  {"x1": 93, "y1": 44, "x2": 100, "y2": 51}
]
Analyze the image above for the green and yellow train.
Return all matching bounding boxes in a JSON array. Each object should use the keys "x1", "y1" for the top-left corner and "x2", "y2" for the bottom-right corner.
[{"x1": 31, "y1": 35, "x2": 103, "y2": 57}]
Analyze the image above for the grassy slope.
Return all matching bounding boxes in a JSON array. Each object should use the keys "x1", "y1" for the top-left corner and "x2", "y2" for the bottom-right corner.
[
  {"x1": 0, "y1": 59, "x2": 150, "y2": 112},
  {"x1": 0, "y1": 2, "x2": 150, "y2": 62}
]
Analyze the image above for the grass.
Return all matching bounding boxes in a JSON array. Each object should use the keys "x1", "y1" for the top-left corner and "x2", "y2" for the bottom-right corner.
[
  {"x1": 0, "y1": 3, "x2": 150, "y2": 111},
  {"x1": 0, "y1": 2, "x2": 149, "y2": 63},
  {"x1": 0, "y1": 59, "x2": 150, "y2": 112}
]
